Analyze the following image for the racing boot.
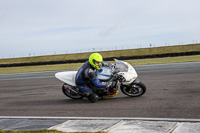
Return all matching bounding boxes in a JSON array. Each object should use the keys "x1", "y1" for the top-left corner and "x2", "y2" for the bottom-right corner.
[{"x1": 88, "y1": 93, "x2": 99, "y2": 103}]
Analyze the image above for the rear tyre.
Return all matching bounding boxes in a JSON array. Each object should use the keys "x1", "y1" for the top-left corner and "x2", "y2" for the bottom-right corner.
[
  {"x1": 121, "y1": 81, "x2": 146, "y2": 97},
  {"x1": 62, "y1": 83, "x2": 84, "y2": 99}
]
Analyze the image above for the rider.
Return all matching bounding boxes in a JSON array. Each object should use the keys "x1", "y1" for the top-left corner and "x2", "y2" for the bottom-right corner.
[{"x1": 75, "y1": 53, "x2": 113, "y2": 103}]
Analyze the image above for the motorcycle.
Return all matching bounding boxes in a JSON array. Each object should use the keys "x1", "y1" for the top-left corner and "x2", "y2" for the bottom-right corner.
[{"x1": 55, "y1": 59, "x2": 146, "y2": 101}]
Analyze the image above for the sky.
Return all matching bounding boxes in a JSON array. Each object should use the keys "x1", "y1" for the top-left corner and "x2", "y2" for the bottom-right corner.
[{"x1": 0, "y1": 0, "x2": 200, "y2": 58}]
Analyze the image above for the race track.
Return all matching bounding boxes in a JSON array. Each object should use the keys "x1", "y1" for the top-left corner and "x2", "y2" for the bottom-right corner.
[{"x1": 0, "y1": 62, "x2": 200, "y2": 119}]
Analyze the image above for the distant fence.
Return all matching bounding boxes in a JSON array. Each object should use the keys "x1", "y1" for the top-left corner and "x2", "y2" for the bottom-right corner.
[{"x1": 0, "y1": 51, "x2": 200, "y2": 67}]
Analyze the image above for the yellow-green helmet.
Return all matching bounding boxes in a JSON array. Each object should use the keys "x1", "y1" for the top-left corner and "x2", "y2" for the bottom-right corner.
[{"x1": 89, "y1": 53, "x2": 103, "y2": 70}]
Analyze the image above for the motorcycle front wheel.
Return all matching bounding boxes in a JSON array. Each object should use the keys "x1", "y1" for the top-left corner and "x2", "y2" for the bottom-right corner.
[
  {"x1": 62, "y1": 83, "x2": 84, "y2": 99},
  {"x1": 121, "y1": 81, "x2": 146, "y2": 97}
]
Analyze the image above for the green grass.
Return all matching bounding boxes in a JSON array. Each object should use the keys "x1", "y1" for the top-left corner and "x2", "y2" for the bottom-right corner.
[
  {"x1": 0, "y1": 55, "x2": 200, "y2": 74},
  {"x1": 125, "y1": 54, "x2": 200, "y2": 65},
  {"x1": 0, "y1": 130, "x2": 64, "y2": 133},
  {"x1": 0, "y1": 130, "x2": 105, "y2": 133},
  {"x1": 0, "y1": 44, "x2": 200, "y2": 64},
  {"x1": 0, "y1": 44, "x2": 200, "y2": 74}
]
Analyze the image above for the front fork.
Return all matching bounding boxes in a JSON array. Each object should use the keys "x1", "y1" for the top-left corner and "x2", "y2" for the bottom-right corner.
[
  {"x1": 132, "y1": 77, "x2": 141, "y2": 84},
  {"x1": 120, "y1": 78, "x2": 141, "y2": 90}
]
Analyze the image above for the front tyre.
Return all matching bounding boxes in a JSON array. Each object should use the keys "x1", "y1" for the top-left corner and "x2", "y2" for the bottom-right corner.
[
  {"x1": 121, "y1": 81, "x2": 146, "y2": 97},
  {"x1": 62, "y1": 83, "x2": 83, "y2": 99}
]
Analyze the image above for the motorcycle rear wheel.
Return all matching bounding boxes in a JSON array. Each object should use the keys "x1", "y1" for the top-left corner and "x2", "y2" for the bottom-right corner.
[
  {"x1": 121, "y1": 81, "x2": 146, "y2": 97},
  {"x1": 62, "y1": 83, "x2": 84, "y2": 99}
]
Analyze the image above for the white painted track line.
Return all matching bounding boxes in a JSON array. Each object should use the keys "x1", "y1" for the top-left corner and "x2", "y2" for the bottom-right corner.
[{"x1": 1, "y1": 116, "x2": 200, "y2": 122}]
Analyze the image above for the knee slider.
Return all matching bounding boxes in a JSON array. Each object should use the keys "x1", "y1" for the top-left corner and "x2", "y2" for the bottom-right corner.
[{"x1": 88, "y1": 93, "x2": 98, "y2": 103}]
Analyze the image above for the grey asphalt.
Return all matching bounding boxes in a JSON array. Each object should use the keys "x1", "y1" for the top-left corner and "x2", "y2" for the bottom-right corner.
[
  {"x1": 0, "y1": 62, "x2": 200, "y2": 118},
  {"x1": 0, "y1": 62, "x2": 200, "y2": 132}
]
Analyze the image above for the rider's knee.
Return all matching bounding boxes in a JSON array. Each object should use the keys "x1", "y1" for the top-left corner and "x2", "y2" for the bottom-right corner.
[{"x1": 88, "y1": 93, "x2": 98, "y2": 103}]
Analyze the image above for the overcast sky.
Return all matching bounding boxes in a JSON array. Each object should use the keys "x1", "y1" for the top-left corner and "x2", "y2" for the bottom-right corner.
[{"x1": 0, "y1": 0, "x2": 200, "y2": 58}]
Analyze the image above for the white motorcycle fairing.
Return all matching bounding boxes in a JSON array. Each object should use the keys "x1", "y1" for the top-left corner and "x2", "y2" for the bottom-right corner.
[
  {"x1": 55, "y1": 59, "x2": 138, "y2": 86},
  {"x1": 55, "y1": 71, "x2": 78, "y2": 86},
  {"x1": 55, "y1": 59, "x2": 146, "y2": 101},
  {"x1": 113, "y1": 59, "x2": 138, "y2": 85}
]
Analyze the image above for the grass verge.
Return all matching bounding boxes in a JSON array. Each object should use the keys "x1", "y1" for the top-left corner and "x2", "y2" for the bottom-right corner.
[
  {"x1": 0, "y1": 55, "x2": 200, "y2": 74},
  {"x1": 0, "y1": 130, "x2": 64, "y2": 133},
  {"x1": 0, "y1": 130, "x2": 105, "y2": 133},
  {"x1": 0, "y1": 44, "x2": 200, "y2": 64}
]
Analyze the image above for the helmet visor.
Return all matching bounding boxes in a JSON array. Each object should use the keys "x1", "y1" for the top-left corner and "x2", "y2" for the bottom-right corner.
[{"x1": 95, "y1": 61, "x2": 102, "y2": 68}]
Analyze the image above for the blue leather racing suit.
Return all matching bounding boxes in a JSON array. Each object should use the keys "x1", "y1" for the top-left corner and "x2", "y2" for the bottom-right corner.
[{"x1": 75, "y1": 60, "x2": 109, "y2": 94}]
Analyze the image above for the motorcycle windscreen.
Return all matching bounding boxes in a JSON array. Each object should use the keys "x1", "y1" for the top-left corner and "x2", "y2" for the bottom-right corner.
[
  {"x1": 96, "y1": 66, "x2": 112, "y2": 81},
  {"x1": 114, "y1": 59, "x2": 128, "y2": 72}
]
